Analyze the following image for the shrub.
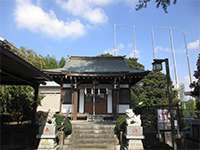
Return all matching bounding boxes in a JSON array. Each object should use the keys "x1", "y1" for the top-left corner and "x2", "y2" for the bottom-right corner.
[
  {"x1": 114, "y1": 115, "x2": 126, "y2": 142},
  {"x1": 54, "y1": 114, "x2": 72, "y2": 136}
]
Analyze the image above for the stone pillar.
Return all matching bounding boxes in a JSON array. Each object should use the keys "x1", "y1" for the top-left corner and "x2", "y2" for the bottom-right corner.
[
  {"x1": 36, "y1": 112, "x2": 59, "y2": 150},
  {"x1": 126, "y1": 125, "x2": 144, "y2": 150}
]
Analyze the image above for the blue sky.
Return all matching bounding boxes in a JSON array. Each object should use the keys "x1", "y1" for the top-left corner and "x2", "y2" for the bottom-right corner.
[{"x1": 0, "y1": 0, "x2": 200, "y2": 91}]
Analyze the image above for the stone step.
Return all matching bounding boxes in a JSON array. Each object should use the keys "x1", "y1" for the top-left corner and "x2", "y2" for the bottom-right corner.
[
  {"x1": 72, "y1": 129, "x2": 114, "y2": 134},
  {"x1": 62, "y1": 145, "x2": 114, "y2": 150},
  {"x1": 72, "y1": 124, "x2": 114, "y2": 129},
  {"x1": 64, "y1": 121, "x2": 117, "y2": 150},
  {"x1": 65, "y1": 136, "x2": 116, "y2": 144},
  {"x1": 71, "y1": 143, "x2": 114, "y2": 149},
  {"x1": 71, "y1": 132, "x2": 115, "y2": 138},
  {"x1": 72, "y1": 137, "x2": 116, "y2": 143},
  {"x1": 72, "y1": 126, "x2": 114, "y2": 130}
]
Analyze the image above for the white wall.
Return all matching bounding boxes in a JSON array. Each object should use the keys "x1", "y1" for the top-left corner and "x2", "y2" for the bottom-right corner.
[
  {"x1": 118, "y1": 104, "x2": 130, "y2": 113},
  {"x1": 107, "y1": 89, "x2": 112, "y2": 113},
  {"x1": 37, "y1": 94, "x2": 60, "y2": 112},
  {"x1": 79, "y1": 89, "x2": 84, "y2": 113},
  {"x1": 61, "y1": 104, "x2": 72, "y2": 113}
]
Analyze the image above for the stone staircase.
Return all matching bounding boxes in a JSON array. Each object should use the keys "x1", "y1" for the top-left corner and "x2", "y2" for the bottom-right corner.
[{"x1": 63, "y1": 121, "x2": 117, "y2": 150}]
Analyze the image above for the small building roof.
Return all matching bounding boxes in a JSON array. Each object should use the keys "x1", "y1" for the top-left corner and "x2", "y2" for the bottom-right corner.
[
  {"x1": 0, "y1": 39, "x2": 49, "y2": 86},
  {"x1": 40, "y1": 81, "x2": 60, "y2": 87}
]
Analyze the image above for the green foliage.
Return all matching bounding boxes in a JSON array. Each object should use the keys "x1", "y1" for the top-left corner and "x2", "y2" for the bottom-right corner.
[
  {"x1": 99, "y1": 53, "x2": 114, "y2": 57},
  {"x1": 54, "y1": 113, "x2": 65, "y2": 129},
  {"x1": 190, "y1": 54, "x2": 200, "y2": 114},
  {"x1": 0, "y1": 85, "x2": 35, "y2": 122},
  {"x1": 43, "y1": 55, "x2": 58, "y2": 69},
  {"x1": 138, "y1": 107, "x2": 157, "y2": 129},
  {"x1": 0, "y1": 46, "x2": 64, "y2": 122},
  {"x1": 9, "y1": 47, "x2": 64, "y2": 70},
  {"x1": 190, "y1": 54, "x2": 200, "y2": 98},
  {"x1": 59, "y1": 57, "x2": 66, "y2": 68},
  {"x1": 63, "y1": 118, "x2": 72, "y2": 135},
  {"x1": 114, "y1": 115, "x2": 126, "y2": 142},
  {"x1": 136, "y1": 0, "x2": 177, "y2": 13},
  {"x1": 114, "y1": 115, "x2": 126, "y2": 134},
  {"x1": 131, "y1": 71, "x2": 169, "y2": 108},
  {"x1": 196, "y1": 101, "x2": 200, "y2": 111},
  {"x1": 54, "y1": 114, "x2": 72, "y2": 136},
  {"x1": 182, "y1": 99, "x2": 196, "y2": 117},
  {"x1": 127, "y1": 57, "x2": 144, "y2": 70}
]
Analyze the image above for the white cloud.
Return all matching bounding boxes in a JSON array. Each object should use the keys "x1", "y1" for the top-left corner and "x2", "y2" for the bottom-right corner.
[
  {"x1": 15, "y1": 0, "x2": 86, "y2": 38},
  {"x1": 56, "y1": 0, "x2": 109, "y2": 25},
  {"x1": 187, "y1": 39, "x2": 200, "y2": 50}
]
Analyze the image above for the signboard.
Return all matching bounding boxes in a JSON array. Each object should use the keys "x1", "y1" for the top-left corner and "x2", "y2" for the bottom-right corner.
[
  {"x1": 157, "y1": 109, "x2": 178, "y2": 130},
  {"x1": 37, "y1": 123, "x2": 57, "y2": 139},
  {"x1": 157, "y1": 109, "x2": 171, "y2": 130},
  {"x1": 126, "y1": 125, "x2": 144, "y2": 139}
]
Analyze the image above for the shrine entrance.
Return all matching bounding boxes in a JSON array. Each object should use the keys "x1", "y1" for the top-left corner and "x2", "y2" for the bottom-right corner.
[{"x1": 84, "y1": 88, "x2": 107, "y2": 114}]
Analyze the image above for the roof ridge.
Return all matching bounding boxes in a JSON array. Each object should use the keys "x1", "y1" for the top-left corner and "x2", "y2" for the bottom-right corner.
[{"x1": 70, "y1": 56, "x2": 125, "y2": 60}]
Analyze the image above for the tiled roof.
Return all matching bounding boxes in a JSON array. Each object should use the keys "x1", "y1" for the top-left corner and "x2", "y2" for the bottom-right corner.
[{"x1": 61, "y1": 56, "x2": 142, "y2": 73}]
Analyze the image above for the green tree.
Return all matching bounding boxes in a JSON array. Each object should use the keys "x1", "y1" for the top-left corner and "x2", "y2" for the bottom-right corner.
[
  {"x1": 127, "y1": 57, "x2": 144, "y2": 70},
  {"x1": 190, "y1": 54, "x2": 200, "y2": 97},
  {"x1": 43, "y1": 55, "x2": 58, "y2": 69},
  {"x1": 136, "y1": 0, "x2": 177, "y2": 13},
  {"x1": 182, "y1": 99, "x2": 196, "y2": 117},
  {"x1": 59, "y1": 57, "x2": 66, "y2": 68},
  {"x1": 99, "y1": 53, "x2": 114, "y2": 57},
  {"x1": 0, "y1": 45, "x2": 61, "y2": 122},
  {"x1": 131, "y1": 71, "x2": 169, "y2": 108},
  {"x1": 0, "y1": 85, "x2": 35, "y2": 122},
  {"x1": 190, "y1": 54, "x2": 200, "y2": 112}
]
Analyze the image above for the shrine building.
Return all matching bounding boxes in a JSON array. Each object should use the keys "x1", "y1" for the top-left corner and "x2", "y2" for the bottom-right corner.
[{"x1": 45, "y1": 56, "x2": 149, "y2": 120}]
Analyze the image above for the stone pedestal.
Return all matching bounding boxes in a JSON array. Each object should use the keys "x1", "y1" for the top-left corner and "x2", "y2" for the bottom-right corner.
[
  {"x1": 36, "y1": 123, "x2": 59, "y2": 150},
  {"x1": 126, "y1": 125, "x2": 144, "y2": 150}
]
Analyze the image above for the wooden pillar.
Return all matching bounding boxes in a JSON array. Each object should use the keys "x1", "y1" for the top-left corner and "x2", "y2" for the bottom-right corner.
[
  {"x1": 72, "y1": 90, "x2": 78, "y2": 120},
  {"x1": 117, "y1": 88, "x2": 120, "y2": 114},
  {"x1": 32, "y1": 84, "x2": 39, "y2": 147},
  {"x1": 113, "y1": 78, "x2": 120, "y2": 117},
  {"x1": 92, "y1": 81, "x2": 96, "y2": 117},
  {"x1": 32, "y1": 84, "x2": 39, "y2": 123},
  {"x1": 71, "y1": 77, "x2": 78, "y2": 120},
  {"x1": 113, "y1": 90, "x2": 117, "y2": 115},
  {"x1": 60, "y1": 83, "x2": 64, "y2": 113}
]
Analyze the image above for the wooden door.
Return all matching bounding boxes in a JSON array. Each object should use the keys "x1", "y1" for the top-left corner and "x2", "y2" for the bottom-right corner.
[
  {"x1": 95, "y1": 93, "x2": 107, "y2": 114},
  {"x1": 84, "y1": 94, "x2": 93, "y2": 114}
]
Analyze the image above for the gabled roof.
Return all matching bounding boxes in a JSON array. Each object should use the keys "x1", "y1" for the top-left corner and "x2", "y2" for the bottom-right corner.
[
  {"x1": 63, "y1": 56, "x2": 130, "y2": 73},
  {"x1": 47, "y1": 56, "x2": 146, "y2": 74}
]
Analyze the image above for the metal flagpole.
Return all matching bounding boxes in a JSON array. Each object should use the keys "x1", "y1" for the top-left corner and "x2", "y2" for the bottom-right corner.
[
  {"x1": 132, "y1": 25, "x2": 137, "y2": 58},
  {"x1": 113, "y1": 24, "x2": 117, "y2": 56},
  {"x1": 183, "y1": 32, "x2": 192, "y2": 84},
  {"x1": 169, "y1": 27, "x2": 179, "y2": 88},
  {"x1": 151, "y1": 28, "x2": 156, "y2": 59}
]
